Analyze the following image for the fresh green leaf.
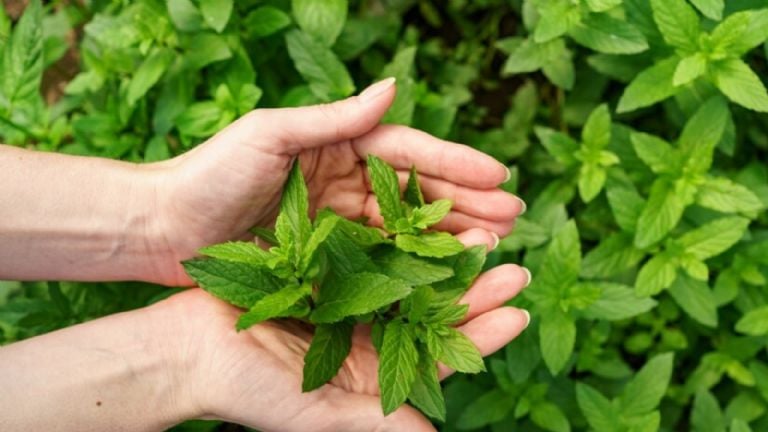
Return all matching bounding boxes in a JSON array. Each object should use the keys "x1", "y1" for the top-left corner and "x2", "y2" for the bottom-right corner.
[
  {"x1": 243, "y1": 6, "x2": 292, "y2": 38},
  {"x1": 712, "y1": 58, "x2": 768, "y2": 112},
  {"x1": 302, "y1": 321, "x2": 353, "y2": 391},
  {"x1": 2, "y1": 0, "x2": 43, "y2": 105},
  {"x1": 236, "y1": 283, "x2": 308, "y2": 330},
  {"x1": 668, "y1": 274, "x2": 718, "y2": 327},
  {"x1": 620, "y1": 352, "x2": 674, "y2": 416},
  {"x1": 410, "y1": 199, "x2": 452, "y2": 229},
  {"x1": 577, "y1": 383, "x2": 619, "y2": 432},
  {"x1": 199, "y1": 0, "x2": 233, "y2": 33},
  {"x1": 182, "y1": 258, "x2": 279, "y2": 308},
  {"x1": 395, "y1": 232, "x2": 464, "y2": 258},
  {"x1": 673, "y1": 53, "x2": 707, "y2": 86},
  {"x1": 540, "y1": 308, "x2": 576, "y2": 375},
  {"x1": 583, "y1": 283, "x2": 657, "y2": 320},
  {"x1": 569, "y1": 13, "x2": 649, "y2": 55},
  {"x1": 650, "y1": 0, "x2": 700, "y2": 53},
  {"x1": 300, "y1": 213, "x2": 341, "y2": 272},
  {"x1": 696, "y1": 177, "x2": 764, "y2": 213},
  {"x1": 635, "y1": 179, "x2": 688, "y2": 249},
  {"x1": 531, "y1": 401, "x2": 571, "y2": 432},
  {"x1": 404, "y1": 166, "x2": 426, "y2": 207},
  {"x1": 678, "y1": 217, "x2": 750, "y2": 260},
  {"x1": 292, "y1": 0, "x2": 347, "y2": 47},
  {"x1": 735, "y1": 306, "x2": 768, "y2": 336},
  {"x1": 635, "y1": 253, "x2": 678, "y2": 296},
  {"x1": 367, "y1": 154, "x2": 404, "y2": 231},
  {"x1": 127, "y1": 48, "x2": 174, "y2": 106},
  {"x1": 379, "y1": 320, "x2": 419, "y2": 415},
  {"x1": 437, "y1": 327, "x2": 485, "y2": 373},
  {"x1": 692, "y1": 390, "x2": 726, "y2": 432},
  {"x1": 285, "y1": 29, "x2": 355, "y2": 101},
  {"x1": 312, "y1": 273, "x2": 411, "y2": 323},
  {"x1": 372, "y1": 248, "x2": 454, "y2": 285},
  {"x1": 408, "y1": 349, "x2": 445, "y2": 421},
  {"x1": 198, "y1": 241, "x2": 271, "y2": 266},
  {"x1": 617, "y1": 56, "x2": 679, "y2": 112}
]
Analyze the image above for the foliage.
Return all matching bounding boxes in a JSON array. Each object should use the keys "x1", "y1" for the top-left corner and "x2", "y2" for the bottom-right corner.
[{"x1": 2, "y1": 0, "x2": 768, "y2": 430}]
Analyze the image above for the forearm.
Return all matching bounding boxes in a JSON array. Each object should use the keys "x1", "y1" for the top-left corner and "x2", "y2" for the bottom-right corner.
[
  {"x1": 0, "y1": 145, "x2": 164, "y2": 282},
  {"x1": 0, "y1": 303, "x2": 196, "y2": 431}
]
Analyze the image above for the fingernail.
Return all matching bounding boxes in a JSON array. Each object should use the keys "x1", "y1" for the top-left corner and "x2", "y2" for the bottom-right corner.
[
  {"x1": 359, "y1": 77, "x2": 396, "y2": 102},
  {"x1": 522, "y1": 267, "x2": 532, "y2": 287},
  {"x1": 517, "y1": 197, "x2": 527, "y2": 215},
  {"x1": 522, "y1": 309, "x2": 531, "y2": 329},
  {"x1": 490, "y1": 232, "x2": 500, "y2": 251},
  {"x1": 503, "y1": 166, "x2": 512, "y2": 182}
]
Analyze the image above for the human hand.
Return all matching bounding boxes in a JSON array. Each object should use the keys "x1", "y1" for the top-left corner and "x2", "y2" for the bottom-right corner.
[
  {"x1": 169, "y1": 234, "x2": 531, "y2": 431},
  {"x1": 146, "y1": 79, "x2": 525, "y2": 285}
]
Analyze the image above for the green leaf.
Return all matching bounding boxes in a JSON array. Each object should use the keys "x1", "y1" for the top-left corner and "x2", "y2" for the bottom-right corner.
[
  {"x1": 312, "y1": 273, "x2": 411, "y2": 323},
  {"x1": 408, "y1": 349, "x2": 446, "y2": 421},
  {"x1": 679, "y1": 96, "x2": 729, "y2": 173},
  {"x1": 582, "y1": 104, "x2": 611, "y2": 149},
  {"x1": 275, "y1": 161, "x2": 312, "y2": 266},
  {"x1": 456, "y1": 388, "x2": 516, "y2": 429},
  {"x1": 711, "y1": 9, "x2": 768, "y2": 56},
  {"x1": 250, "y1": 227, "x2": 278, "y2": 245},
  {"x1": 126, "y1": 48, "x2": 174, "y2": 106},
  {"x1": 404, "y1": 166, "x2": 426, "y2": 207},
  {"x1": 620, "y1": 352, "x2": 674, "y2": 416},
  {"x1": 535, "y1": 127, "x2": 580, "y2": 165},
  {"x1": 577, "y1": 383, "x2": 619, "y2": 432},
  {"x1": 650, "y1": 0, "x2": 700, "y2": 53},
  {"x1": 372, "y1": 248, "x2": 454, "y2": 286},
  {"x1": 533, "y1": 1, "x2": 580, "y2": 43},
  {"x1": 583, "y1": 283, "x2": 657, "y2": 321},
  {"x1": 692, "y1": 390, "x2": 725, "y2": 432},
  {"x1": 243, "y1": 6, "x2": 292, "y2": 39},
  {"x1": 300, "y1": 213, "x2": 341, "y2": 273},
  {"x1": 380, "y1": 46, "x2": 418, "y2": 125},
  {"x1": 673, "y1": 53, "x2": 707, "y2": 86},
  {"x1": 401, "y1": 286, "x2": 435, "y2": 324},
  {"x1": 635, "y1": 253, "x2": 678, "y2": 297},
  {"x1": 569, "y1": 13, "x2": 649, "y2": 55},
  {"x1": 617, "y1": 56, "x2": 679, "y2": 113},
  {"x1": 395, "y1": 232, "x2": 464, "y2": 258},
  {"x1": 198, "y1": 241, "x2": 271, "y2": 266},
  {"x1": 606, "y1": 174, "x2": 645, "y2": 233},
  {"x1": 437, "y1": 327, "x2": 485, "y2": 373},
  {"x1": 730, "y1": 419, "x2": 753, "y2": 432},
  {"x1": 2, "y1": 0, "x2": 42, "y2": 105},
  {"x1": 690, "y1": 0, "x2": 723, "y2": 21},
  {"x1": 182, "y1": 32, "x2": 232, "y2": 69},
  {"x1": 537, "y1": 220, "x2": 581, "y2": 291},
  {"x1": 735, "y1": 306, "x2": 768, "y2": 336},
  {"x1": 410, "y1": 199, "x2": 452, "y2": 229},
  {"x1": 199, "y1": 0, "x2": 233, "y2": 33},
  {"x1": 379, "y1": 320, "x2": 419, "y2": 415},
  {"x1": 678, "y1": 217, "x2": 750, "y2": 260},
  {"x1": 167, "y1": 0, "x2": 204, "y2": 32},
  {"x1": 182, "y1": 258, "x2": 279, "y2": 308},
  {"x1": 540, "y1": 308, "x2": 576, "y2": 375},
  {"x1": 635, "y1": 179, "x2": 688, "y2": 249},
  {"x1": 530, "y1": 401, "x2": 571, "y2": 432},
  {"x1": 432, "y1": 245, "x2": 487, "y2": 292},
  {"x1": 582, "y1": 233, "x2": 645, "y2": 278},
  {"x1": 302, "y1": 321, "x2": 353, "y2": 392},
  {"x1": 292, "y1": 0, "x2": 347, "y2": 47},
  {"x1": 668, "y1": 274, "x2": 718, "y2": 327},
  {"x1": 712, "y1": 58, "x2": 768, "y2": 112},
  {"x1": 236, "y1": 283, "x2": 308, "y2": 330},
  {"x1": 578, "y1": 163, "x2": 607, "y2": 203},
  {"x1": 285, "y1": 29, "x2": 355, "y2": 102},
  {"x1": 585, "y1": 0, "x2": 622, "y2": 12},
  {"x1": 367, "y1": 154, "x2": 404, "y2": 231},
  {"x1": 696, "y1": 177, "x2": 764, "y2": 213}
]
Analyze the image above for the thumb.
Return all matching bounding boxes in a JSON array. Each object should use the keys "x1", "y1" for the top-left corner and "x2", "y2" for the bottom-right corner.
[{"x1": 255, "y1": 78, "x2": 396, "y2": 153}]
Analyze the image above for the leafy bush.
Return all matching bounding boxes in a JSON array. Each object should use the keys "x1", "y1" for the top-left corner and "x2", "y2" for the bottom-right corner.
[{"x1": 2, "y1": 0, "x2": 768, "y2": 431}]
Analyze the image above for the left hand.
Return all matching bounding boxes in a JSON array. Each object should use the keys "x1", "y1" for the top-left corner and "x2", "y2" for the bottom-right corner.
[{"x1": 144, "y1": 79, "x2": 524, "y2": 285}]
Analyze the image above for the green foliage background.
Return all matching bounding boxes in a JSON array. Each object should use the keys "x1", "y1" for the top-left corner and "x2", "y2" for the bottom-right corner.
[{"x1": 2, "y1": 0, "x2": 768, "y2": 430}]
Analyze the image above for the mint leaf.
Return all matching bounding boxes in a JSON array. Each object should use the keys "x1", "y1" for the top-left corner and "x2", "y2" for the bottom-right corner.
[
  {"x1": 400, "y1": 285, "x2": 435, "y2": 324},
  {"x1": 668, "y1": 274, "x2": 718, "y2": 327},
  {"x1": 679, "y1": 96, "x2": 728, "y2": 174},
  {"x1": 432, "y1": 245, "x2": 487, "y2": 291},
  {"x1": 250, "y1": 226, "x2": 278, "y2": 245},
  {"x1": 691, "y1": 390, "x2": 725, "y2": 432},
  {"x1": 437, "y1": 327, "x2": 485, "y2": 373},
  {"x1": 404, "y1": 166, "x2": 426, "y2": 207},
  {"x1": 285, "y1": 29, "x2": 355, "y2": 101},
  {"x1": 299, "y1": 212, "x2": 341, "y2": 273},
  {"x1": 630, "y1": 132, "x2": 678, "y2": 174},
  {"x1": 183, "y1": 258, "x2": 280, "y2": 308},
  {"x1": 127, "y1": 47, "x2": 174, "y2": 106},
  {"x1": 198, "y1": 241, "x2": 271, "y2": 265},
  {"x1": 634, "y1": 179, "x2": 688, "y2": 249},
  {"x1": 735, "y1": 306, "x2": 768, "y2": 336},
  {"x1": 535, "y1": 126, "x2": 580, "y2": 165},
  {"x1": 302, "y1": 321, "x2": 353, "y2": 392},
  {"x1": 650, "y1": 0, "x2": 700, "y2": 53},
  {"x1": 585, "y1": 0, "x2": 622, "y2": 12},
  {"x1": 583, "y1": 282, "x2": 657, "y2": 321},
  {"x1": 199, "y1": 0, "x2": 233, "y2": 33},
  {"x1": 367, "y1": 154, "x2": 405, "y2": 231},
  {"x1": 410, "y1": 199, "x2": 452, "y2": 229},
  {"x1": 274, "y1": 161, "x2": 312, "y2": 266},
  {"x1": 2, "y1": 0, "x2": 42, "y2": 105},
  {"x1": 569, "y1": 13, "x2": 648, "y2": 55},
  {"x1": 678, "y1": 217, "x2": 750, "y2": 260},
  {"x1": 243, "y1": 6, "x2": 292, "y2": 39},
  {"x1": 372, "y1": 248, "x2": 454, "y2": 285},
  {"x1": 712, "y1": 9, "x2": 768, "y2": 56},
  {"x1": 540, "y1": 307, "x2": 576, "y2": 375},
  {"x1": 696, "y1": 177, "x2": 764, "y2": 213},
  {"x1": 617, "y1": 56, "x2": 678, "y2": 113},
  {"x1": 635, "y1": 252, "x2": 678, "y2": 296},
  {"x1": 395, "y1": 232, "x2": 464, "y2": 258},
  {"x1": 576, "y1": 383, "x2": 619, "y2": 432},
  {"x1": 690, "y1": 0, "x2": 723, "y2": 21},
  {"x1": 425, "y1": 303, "x2": 469, "y2": 326},
  {"x1": 712, "y1": 58, "x2": 768, "y2": 112},
  {"x1": 537, "y1": 220, "x2": 581, "y2": 292},
  {"x1": 312, "y1": 273, "x2": 411, "y2": 323},
  {"x1": 379, "y1": 320, "x2": 419, "y2": 415},
  {"x1": 582, "y1": 104, "x2": 611, "y2": 149},
  {"x1": 582, "y1": 233, "x2": 645, "y2": 278},
  {"x1": 408, "y1": 349, "x2": 446, "y2": 421},
  {"x1": 236, "y1": 283, "x2": 309, "y2": 330},
  {"x1": 291, "y1": 0, "x2": 347, "y2": 47},
  {"x1": 619, "y1": 352, "x2": 674, "y2": 416},
  {"x1": 606, "y1": 174, "x2": 645, "y2": 233},
  {"x1": 673, "y1": 53, "x2": 706, "y2": 86},
  {"x1": 322, "y1": 229, "x2": 377, "y2": 276},
  {"x1": 530, "y1": 401, "x2": 571, "y2": 432},
  {"x1": 578, "y1": 163, "x2": 607, "y2": 203},
  {"x1": 456, "y1": 388, "x2": 516, "y2": 430}
]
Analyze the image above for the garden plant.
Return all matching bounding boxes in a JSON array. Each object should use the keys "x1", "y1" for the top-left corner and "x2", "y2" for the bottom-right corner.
[{"x1": 1, "y1": 0, "x2": 768, "y2": 431}]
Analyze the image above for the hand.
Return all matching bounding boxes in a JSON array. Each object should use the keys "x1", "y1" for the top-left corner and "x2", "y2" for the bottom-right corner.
[
  {"x1": 148, "y1": 78, "x2": 525, "y2": 285},
  {"x1": 169, "y1": 236, "x2": 531, "y2": 431}
]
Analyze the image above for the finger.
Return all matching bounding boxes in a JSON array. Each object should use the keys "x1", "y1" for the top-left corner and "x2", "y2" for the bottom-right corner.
[
  {"x1": 250, "y1": 78, "x2": 397, "y2": 153},
  {"x1": 455, "y1": 228, "x2": 498, "y2": 252},
  {"x1": 438, "y1": 307, "x2": 530, "y2": 380},
  {"x1": 458, "y1": 264, "x2": 531, "y2": 323},
  {"x1": 313, "y1": 387, "x2": 436, "y2": 432},
  {"x1": 353, "y1": 124, "x2": 509, "y2": 189}
]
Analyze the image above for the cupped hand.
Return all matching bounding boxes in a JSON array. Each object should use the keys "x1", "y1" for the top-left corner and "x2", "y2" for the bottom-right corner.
[
  {"x1": 147, "y1": 79, "x2": 525, "y2": 285},
  {"x1": 162, "y1": 231, "x2": 531, "y2": 432}
]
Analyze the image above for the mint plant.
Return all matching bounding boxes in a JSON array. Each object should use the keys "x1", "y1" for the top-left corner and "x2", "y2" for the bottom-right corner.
[{"x1": 182, "y1": 155, "x2": 486, "y2": 418}]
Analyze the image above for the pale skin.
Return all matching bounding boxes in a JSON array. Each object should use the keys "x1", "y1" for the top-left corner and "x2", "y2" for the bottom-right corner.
[{"x1": 0, "y1": 79, "x2": 530, "y2": 431}]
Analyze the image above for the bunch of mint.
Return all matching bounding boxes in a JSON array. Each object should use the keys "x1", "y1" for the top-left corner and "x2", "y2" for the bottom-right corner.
[{"x1": 182, "y1": 155, "x2": 488, "y2": 419}]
